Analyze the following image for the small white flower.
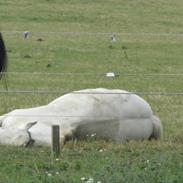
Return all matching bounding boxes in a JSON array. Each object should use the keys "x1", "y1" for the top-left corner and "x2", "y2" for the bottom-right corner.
[
  {"x1": 47, "y1": 173, "x2": 52, "y2": 176},
  {"x1": 55, "y1": 158, "x2": 60, "y2": 161},
  {"x1": 97, "y1": 181, "x2": 102, "y2": 183},
  {"x1": 91, "y1": 133, "x2": 96, "y2": 137},
  {"x1": 144, "y1": 167, "x2": 148, "y2": 171},
  {"x1": 99, "y1": 149, "x2": 103, "y2": 152},
  {"x1": 146, "y1": 160, "x2": 150, "y2": 164},
  {"x1": 55, "y1": 172, "x2": 59, "y2": 175},
  {"x1": 86, "y1": 178, "x2": 94, "y2": 183},
  {"x1": 86, "y1": 181, "x2": 93, "y2": 183},
  {"x1": 81, "y1": 177, "x2": 86, "y2": 181}
]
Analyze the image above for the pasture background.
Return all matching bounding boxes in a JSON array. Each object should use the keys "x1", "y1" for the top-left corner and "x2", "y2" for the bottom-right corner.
[{"x1": 0, "y1": 0, "x2": 183, "y2": 182}]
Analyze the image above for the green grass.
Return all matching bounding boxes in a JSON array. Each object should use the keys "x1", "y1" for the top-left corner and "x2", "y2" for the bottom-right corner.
[
  {"x1": 0, "y1": 141, "x2": 183, "y2": 183},
  {"x1": 0, "y1": 0, "x2": 183, "y2": 182}
]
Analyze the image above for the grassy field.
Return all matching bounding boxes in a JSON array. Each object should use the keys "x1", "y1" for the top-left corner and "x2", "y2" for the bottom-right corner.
[{"x1": 0, "y1": 0, "x2": 183, "y2": 182}]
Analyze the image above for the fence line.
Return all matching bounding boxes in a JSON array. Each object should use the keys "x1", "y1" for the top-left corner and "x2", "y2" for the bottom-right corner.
[
  {"x1": 0, "y1": 89, "x2": 183, "y2": 96},
  {"x1": 0, "y1": 114, "x2": 140, "y2": 119},
  {"x1": 2, "y1": 72, "x2": 183, "y2": 77},
  {"x1": 0, "y1": 113, "x2": 165, "y2": 120},
  {"x1": 0, "y1": 90, "x2": 63, "y2": 94},
  {"x1": 2, "y1": 30, "x2": 183, "y2": 37}
]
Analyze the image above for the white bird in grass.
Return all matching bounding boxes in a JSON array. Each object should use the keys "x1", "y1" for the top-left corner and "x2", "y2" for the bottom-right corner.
[
  {"x1": 106, "y1": 72, "x2": 120, "y2": 78},
  {"x1": 106, "y1": 72, "x2": 116, "y2": 77},
  {"x1": 23, "y1": 31, "x2": 29, "y2": 39},
  {"x1": 110, "y1": 33, "x2": 116, "y2": 43}
]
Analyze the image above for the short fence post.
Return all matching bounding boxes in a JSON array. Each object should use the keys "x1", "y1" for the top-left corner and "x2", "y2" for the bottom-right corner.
[{"x1": 51, "y1": 125, "x2": 60, "y2": 157}]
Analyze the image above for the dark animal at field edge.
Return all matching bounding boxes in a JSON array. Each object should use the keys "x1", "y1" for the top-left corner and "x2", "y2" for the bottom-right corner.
[{"x1": 0, "y1": 32, "x2": 8, "y2": 79}]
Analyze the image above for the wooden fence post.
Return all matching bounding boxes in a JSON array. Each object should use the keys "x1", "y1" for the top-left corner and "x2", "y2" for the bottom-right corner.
[{"x1": 51, "y1": 125, "x2": 60, "y2": 157}]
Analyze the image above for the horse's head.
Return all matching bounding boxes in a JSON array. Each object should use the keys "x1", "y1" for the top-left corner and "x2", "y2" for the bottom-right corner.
[{"x1": 0, "y1": 122, "x2": 37, "y2": 147}]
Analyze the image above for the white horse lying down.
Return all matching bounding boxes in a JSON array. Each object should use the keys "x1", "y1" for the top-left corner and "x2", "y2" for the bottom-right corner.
[{"x1": 0, "y1": 88, "x2": 162, "y2": 147}]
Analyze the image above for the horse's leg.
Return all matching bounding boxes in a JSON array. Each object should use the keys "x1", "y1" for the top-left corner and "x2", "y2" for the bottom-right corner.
[
  {"x1": 0, "y1": 115, "x2": 5, "y2": 127},
  {"x1": 60, "y1": 127, "x2": 76, "y2": 145}
]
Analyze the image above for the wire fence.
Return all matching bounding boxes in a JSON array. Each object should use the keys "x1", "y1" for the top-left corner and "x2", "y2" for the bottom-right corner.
[
  {"x1": 0, "y1": 89, "x2": 183, "y2": 96},
  {"x1": 0, "y1": 114, "x2": 143, "y2": 119},
  {"x1": 1, "y1": 72, "x2": 183, "y2": 77},
  {"x1": 3, "y1": 30, "x2": 183, "y2": 37},
  {"x1": 0, "y1": 72, "x2": 183, "y2": 96},
  {"x1": 1, "y1": 31, "x2": 183, "y2": 97}
]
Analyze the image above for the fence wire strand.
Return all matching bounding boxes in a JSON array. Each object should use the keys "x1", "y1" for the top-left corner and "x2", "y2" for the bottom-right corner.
[
  {"x1": 1, "y1": 114, "x2": 133, "y2": 119},
  {"x1": 1, "y1": 72, "x2": 183, "y2": 77},
  {"x1": 2, "y1": 30, "x2": 183, "y2": 37},
  {"x1": 0, "y1": 89, "x2": 183, "y2": 96},
  {"x1": 1, "y1": 31, "x2": 183, "y2": 97}
]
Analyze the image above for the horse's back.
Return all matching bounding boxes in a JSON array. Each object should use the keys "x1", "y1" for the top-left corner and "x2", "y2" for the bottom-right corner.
[{"x1": 48, "y1": 88, "x2": 153, "y2": 120}]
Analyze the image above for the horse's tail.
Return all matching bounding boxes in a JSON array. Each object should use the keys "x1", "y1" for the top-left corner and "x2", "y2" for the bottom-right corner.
[
  {"x1": 150, "y1": 115, "x2": 163, "y2": 140},
  {"x1": 0, "y1": 32, "x2": 7, "y2": 79}
]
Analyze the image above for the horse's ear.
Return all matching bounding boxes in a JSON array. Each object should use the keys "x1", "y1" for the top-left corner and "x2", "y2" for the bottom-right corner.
[{"x1": 24, "y1": 121, "x2": 37, "y2": 130}]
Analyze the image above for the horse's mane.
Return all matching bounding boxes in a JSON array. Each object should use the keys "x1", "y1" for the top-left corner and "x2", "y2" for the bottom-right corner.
[{"x1": 0, "y1": 32, "x2": 7, "y2": 79}]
